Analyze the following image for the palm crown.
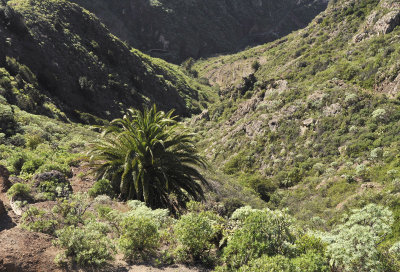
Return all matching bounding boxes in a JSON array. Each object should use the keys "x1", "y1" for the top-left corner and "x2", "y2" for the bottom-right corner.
[{"x1": 88, "y1": 105, "x2": 208, "y2": 210}]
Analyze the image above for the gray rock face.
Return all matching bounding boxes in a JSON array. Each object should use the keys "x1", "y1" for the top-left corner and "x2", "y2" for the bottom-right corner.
[{"x1": 374, "y1": 11, "x2": 400, "y2": 34}]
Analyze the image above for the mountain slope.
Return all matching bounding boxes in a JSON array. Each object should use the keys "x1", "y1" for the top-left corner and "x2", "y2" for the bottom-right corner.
[
  {"x1": 70, "y1": 0, "x2": 328, "y2": 63},
  {"x1": 191, "y1": 0, "x2": 400, "y2": 223},
  {"x1": 0, "y1": 0, "x2": 210, "y2": 122}
]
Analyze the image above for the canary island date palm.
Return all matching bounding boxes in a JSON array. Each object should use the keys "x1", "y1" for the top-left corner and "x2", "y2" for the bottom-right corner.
[{"x1": 88, "y1": 105, "x2": 208, "y2": 210}]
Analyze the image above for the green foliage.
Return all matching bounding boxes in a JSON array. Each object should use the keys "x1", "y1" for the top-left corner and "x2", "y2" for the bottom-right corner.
[
  {"x1": 223, "y1": 208, "x2": 298, "y2": 269},
  {"x1": 319, "y1": 204, "x2": 394, "y2": 272},
  {"x1": 21, "y1": 207, "x2": 57, "y2": 235},
  {"x1": 55, "y1": 221, "x2": 115, "y2": 267},
  {"x1": 237, "y1": 255, "x2": 293, "y2": 272},
  {"x1": 7, "y1": 183, "x2": 31, "y2": 199},
  {"x1": 88, "y1": 179, "x2": 113, "y2": 198},
  {"x1": 0, "y1": 104, "x2": 18, "y2": 136},
  {"x1": 174, "y1": 212, "x2": 215, "y2": 263},
  {"x1": 118, "y1": 216, "x2": 160, "y2": 260},
  {"x1": 126, "y1": 200, "x2": 170, "y2": 228},
  {"x1": 291, "y1": 252, "x2": 329, "y2": 272},
  {"x1": 52, "y1": 193, "x2": 91, "y2": 226},
  {"x1": 38, "y1": 177, "x2": 71, "y2": 200},
  {"x1": 89, "y1": 105, "x2": 208, "y2": 210}
]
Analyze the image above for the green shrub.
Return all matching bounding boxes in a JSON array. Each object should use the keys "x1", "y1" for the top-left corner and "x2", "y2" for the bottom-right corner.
[
  {"x1": 21, "y1": 207, "x2": 57, "y2": 235},
  {"x1": 291, "y1": 252, "x2": 329, "y2": 272},
  {"x1": 118, "y1": 216, "x2": 160, "y2": 260},
  {"x1": 126, "y1": 200, "x2": 170, "y2": 228},
  {"x1": 38, "y1": 177, "x2": 71, "y2": 200},
  {"x1": 55, "y1": 221, "x2": 115, "y2": 267},
  {"x1": 7, "y1": 183, "x2": 31, "y2": 199},
  {"x1": 88, "y1": 179, "x2": 113, "y2": 198},
  {"x1": 237, "y1": 255, "x2": 293, "y2": 272},
  {"x1": 25, "y1": 134, "x2": 44, "y2": 150},
  {"x1": 0, "y1": 104, "x2": 18, "y2": 136},
  {"x1": 223, "y1": 208, "x2": 298, "y2": 269},
  {"x1": 52, "y1": 193, "x2": 91, "y2": 226},
  {"x1": 20, "y1": 158, "x2": 44, "y2": 175},
  {"x1": 319, "y1": 204, "x2": 393, "y2": 272},
  {"x1": 174, "y1": 212, "x2": 215, "y2": 263}
]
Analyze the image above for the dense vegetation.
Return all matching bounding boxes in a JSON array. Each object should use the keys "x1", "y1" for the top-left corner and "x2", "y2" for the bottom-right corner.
[{"x1": 1, "y1": 0, "x2": 400, "y2": 271}]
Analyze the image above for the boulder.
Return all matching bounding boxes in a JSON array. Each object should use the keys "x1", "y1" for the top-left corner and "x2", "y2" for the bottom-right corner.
[{"x1": 0, "y1": 165, "x2": 11, "y2": 193}]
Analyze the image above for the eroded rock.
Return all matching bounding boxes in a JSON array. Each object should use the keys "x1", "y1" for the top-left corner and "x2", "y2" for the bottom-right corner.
[{"x1": 374, "y1": 11, "x2": 400, "y2": 35}]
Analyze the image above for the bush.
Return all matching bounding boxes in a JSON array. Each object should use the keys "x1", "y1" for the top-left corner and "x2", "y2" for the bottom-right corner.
[
  {"x1": 223, "y1": 208, "x2": 298, "y2": 269},
  {"x1": 291, "y1": 252, "x2": 329, "y2": 272},
  {"x1": 126, "y1": 200, "x2": 170, "y2": 228},
  {"x1": 319, "y1": 204, "x2": 393, "y2": 272},
  {"x1": 21, "y1": 207, "x2": 57, "y2": 235},
  {"x1": 237, "y1": 255, "x2": 293, "y2": 272},
  {"x1": 37, "y1": 174, "x2": 71, "y2": 200},
  {"x1": 7, "y1": 183, "x2": 31, "y2": 199},
  {"x1": 0, "y1": 104, "x2": 18, "y2": 136},
  {"x1": 88, "y1": 179, "x2": 113, "y2": 198},
  {"x1": 52, "y1": 193, "x2": 91, "y2": 226},
  {"x1": 174, "y1": 212, "x2": 215, "y2": 263},
  {"x1": 55, "y1": 221, "x2": 115, "y2": 267},
  {"x1": 118, "y1": 216, "x2": 160, "y2": 260}
]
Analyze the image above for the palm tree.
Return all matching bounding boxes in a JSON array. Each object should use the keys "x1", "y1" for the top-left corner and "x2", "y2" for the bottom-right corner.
[{"x1": 88, "y1": 105, "x2": 208, "y2": 210}]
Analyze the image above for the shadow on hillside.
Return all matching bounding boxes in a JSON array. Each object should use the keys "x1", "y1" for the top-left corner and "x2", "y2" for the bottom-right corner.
[{"x1": 0, "y1": 213, "x2": 16, "y2": 232}]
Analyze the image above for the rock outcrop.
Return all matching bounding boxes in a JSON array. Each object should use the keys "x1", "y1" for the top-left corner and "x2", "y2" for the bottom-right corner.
[{"x1": 374, "y1": 11, "x2": 400, "y2": 35}]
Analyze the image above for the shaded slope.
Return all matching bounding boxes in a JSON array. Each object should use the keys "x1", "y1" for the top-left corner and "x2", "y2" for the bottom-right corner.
[
  {"x1": 70, "y1": 0, "x2": 328, "y2": 63},
  {"x1": 0, "y1": 0, "x2": 209, "y2": 122}
]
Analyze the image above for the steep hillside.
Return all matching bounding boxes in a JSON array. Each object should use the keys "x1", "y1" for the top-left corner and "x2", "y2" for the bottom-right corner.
[
  {"x1": 0, "y1": 0, "x2": 210, "y2": 122},
  {"x1": 192, "y1": 0, "x2": 400, "y2": 224},
  {"x1": 70, "y1": 0, "x2": 328, "y2": 63}
]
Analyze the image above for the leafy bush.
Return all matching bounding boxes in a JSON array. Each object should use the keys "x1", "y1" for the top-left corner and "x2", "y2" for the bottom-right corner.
[
  {"x1": 7, "y1": 183, "x2": 31, "y2": 199},
  {"x1": 223, "y1": 208, "x2": 298, "y2": 269},
  {"x1": 88, "y1": 179, "x2": 113, "y2": 198},
  {"x1": 37, "y1": 177, "x2": 71, "y2": 200},
  {"x1": 174, "y1": 212, "x2": 215, "y2": 263},
  {"x1": 52, "y1": 193, "x2": 91, "y2": 226},
  {"x1": 126, "y1": 200, "x2": 170, "y2": 228},
  {"x1": 0, "y1": 104, "x2": 18, "y2": 136},
  {"x1": 291, "y1": 251, "x2": 329, "y2": 272},
  {"x1": 55, "y1": 221, "x2": 115, "y2": 267},
  {"x1": 319, "y1": 204, "x2": 393, "y2": 272},
  {"x1": 21, "y1": 207, "x2": 57, "y2": 235},
  {"x1": 118, "y1": 215, "x2": 160, "y2": 260},
  {"x1": 237, "y1": 255, "x2": 293, "y2": 272}
]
